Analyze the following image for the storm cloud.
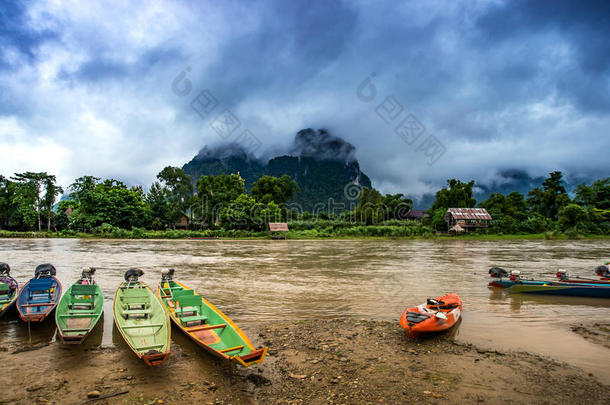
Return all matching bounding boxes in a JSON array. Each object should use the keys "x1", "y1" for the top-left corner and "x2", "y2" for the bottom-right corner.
[{"x1": 0, "y1": 0, "x2": 608, "y2": 200}]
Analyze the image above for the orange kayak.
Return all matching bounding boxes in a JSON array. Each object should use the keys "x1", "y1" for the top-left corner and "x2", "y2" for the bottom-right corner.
[{"x1": 399, "y1": 293, "x2": 462, "y2": 335}]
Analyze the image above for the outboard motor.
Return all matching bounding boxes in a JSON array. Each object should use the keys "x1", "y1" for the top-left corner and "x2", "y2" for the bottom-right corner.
[
  {"x1": 595, "y1": 265, "x2": 609, "y2": 278},
  {"x1": 489, "y1": 267, "x2": 508, "y2": 278},
  {"x1": 35, "y1": 263, "x2": 57, "y2": 278},
  {"x1": 509, "y1": 270, "x2": 521, "y2": 281},
  {"x1": 161, "y1": 268, "x2": 175, "y2": 283},
  {"x1": 124, "y1": 268, "x2": 144, "y2": 282},
  {"x1": 80, "y1": 267, "x2": 96, "y2": 284},
  {"x1": 0, "y1": 262, "x2": 10, "y2": 276},
  {"x1": 556, "y1": 269, "x2": 568, "y2": 280}
]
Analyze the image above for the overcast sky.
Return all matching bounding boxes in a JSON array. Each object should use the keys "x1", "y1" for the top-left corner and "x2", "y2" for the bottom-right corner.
[{"x1": 1, "y1": 0, "x2": 609, "y2": 198}]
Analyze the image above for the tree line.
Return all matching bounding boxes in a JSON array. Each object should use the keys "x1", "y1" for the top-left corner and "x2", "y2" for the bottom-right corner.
[
  {"x1": 1, "y1": 168, "x2": 608, "y2": 236},
  {"x1": 0, "y1": 168, "x2": 300, "y2": 233}
]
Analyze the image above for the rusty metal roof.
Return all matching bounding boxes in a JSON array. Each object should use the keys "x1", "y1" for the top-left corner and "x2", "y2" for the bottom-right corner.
[
  {"x1": 446, "y1": 208, "x2": 492, "y2": 220},
  {"x1": 269, "y1": 222, "x2": 289, "y2": 232}
]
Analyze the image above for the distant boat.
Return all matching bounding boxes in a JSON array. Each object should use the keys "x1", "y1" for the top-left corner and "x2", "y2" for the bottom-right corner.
[
  {"x1": 488, "y1": 267, "x2": 610, "y2": 298},
  {"x1": 157, "y1": 269, "x2": 267, "y2": 367},
  {"x1": 507, "y1": 283, "x2": 610, "y2": 298},
  {"x1": 113, "y1": 269, "x2": 170, "y2": 366},
  {"x1": 17, "y1": 264, "x2": 62, "y2": 322},
  {"x1": 0, "y1": 263, "x2": 19, "y2": 318},
  {"x1": 55, "y1": 268, "x2": 104, "y2": 344}
]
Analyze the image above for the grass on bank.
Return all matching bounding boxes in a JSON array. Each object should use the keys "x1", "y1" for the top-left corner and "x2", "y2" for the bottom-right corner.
[{"x1": 1, "y1": 229, "x2": 608, "y2": 240}]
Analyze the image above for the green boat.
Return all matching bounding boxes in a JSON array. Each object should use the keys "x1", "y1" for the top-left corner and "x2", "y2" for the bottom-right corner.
[
  {"x1": 0, "y1": 263, "x2": 18, "y2": 318},
  {"x1": 157, "y1": 269, "x2": 267, "y2": 367},
  {"x1": 55, "y1": 268, "x2": 104, "y2": 344},
  {"x1": 113, "y1": 269, "x2": 170, "y2": 366}
]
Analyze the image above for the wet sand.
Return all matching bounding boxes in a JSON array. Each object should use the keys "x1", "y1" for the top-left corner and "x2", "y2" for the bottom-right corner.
[{"x1": 0, "y1": 319, "x2": 608, "y2": 405}]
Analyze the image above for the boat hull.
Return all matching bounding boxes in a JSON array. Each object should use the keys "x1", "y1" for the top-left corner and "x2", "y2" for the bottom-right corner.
[
  {"x1": 0, "y1": 276, "x2": 19, "y2": 318},
  {"x1": 55, "y1": 282, "x2": 104, "y2": 344},
  {"x1": 17, "y1": 276, "x2": 62, "y2": 322},
  {"x1": 158, "y1": 280, "x2": 267, "y2": 367},
  {"x1": 507, "y1": 284, "x2": 610, "y2": 298},
  {"x1": 113, "y1": 281, "x2": 171, "y2": 366}
]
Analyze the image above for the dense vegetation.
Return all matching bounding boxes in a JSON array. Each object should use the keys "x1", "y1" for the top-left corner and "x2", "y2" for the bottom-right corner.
[{"x1": 0, "y1": 168, "x2": 608, "y2": 239}]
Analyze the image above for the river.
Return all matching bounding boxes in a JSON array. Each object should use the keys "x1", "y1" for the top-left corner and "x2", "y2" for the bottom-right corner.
[{"x1": 1, "y1": 238, "x2": 608, "y2": 375}]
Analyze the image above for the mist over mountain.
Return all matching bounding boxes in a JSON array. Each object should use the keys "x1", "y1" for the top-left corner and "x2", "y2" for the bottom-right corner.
[{"x1": 182, "y1": 129, "x2": 372, "y2": 211}]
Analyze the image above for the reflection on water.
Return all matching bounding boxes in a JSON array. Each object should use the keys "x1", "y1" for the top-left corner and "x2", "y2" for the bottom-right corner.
[{"x1": 0, "y1": 238, "x2": 609, "y2": 375}]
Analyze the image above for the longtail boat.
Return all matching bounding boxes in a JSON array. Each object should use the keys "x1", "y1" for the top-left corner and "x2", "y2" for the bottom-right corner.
[
  {"x1": 489, "y1": 268, "x2": 610, "y2": 297},
  {"x1": 55, "y1": 268, "x2": 104, "y2": 344},
  {"x1": 17, "y1": 264, "x2": 62, "y2": 322},
  {"x1": 157, "y1": 269, "x2": 267, "y2": 367},
  {"x1": 400, "y1": 293, "x2": 462, "y2": 336},
  {"x1": 0, "y1": 263, "x2": 18, "y2": 318},
  {"x1": 507, "y1": 283, "x2": 610, "y2": 298},
  {"x1": 113, "y1": 269, "x2": 170, "y2": 366}
]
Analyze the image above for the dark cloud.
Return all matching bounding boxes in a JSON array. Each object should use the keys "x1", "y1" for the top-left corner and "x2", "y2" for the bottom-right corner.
[
  {"x1": 0, "y1": 0, "x2": 608, "y2": 197},
  {"x1": 476, "y1": 0, "x2": 610, "y2": 112},
  {"x1": 0, "y1": 1, "x2": 58, "y2": 68}
]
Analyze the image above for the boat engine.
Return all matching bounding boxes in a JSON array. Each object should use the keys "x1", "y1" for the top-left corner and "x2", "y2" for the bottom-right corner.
[
  {"x1": 489, "y1": 267, "x2": 508, "y2": 278},
  {"x1": 556, "y1": 269, "x2": 568, "y2": 280},
  {"x1": 35, "y1": 263, "x2": 56, "y2": 278},
  {"x1": 161, "y1": 268, "x2": 175, "y2": 283},
  {"x1": 81, "y1": 267, "x2": 96, "y2": 282},
  {"x1": 509, "y1": 270, "x2": 521, "y2": 281},
  {"x1": 0, "y1": 262, "x2": 10, "y2": 276},
  {"x1": 124, "y1": 268, "x2": 144, "y2": 282},
  {"x1": 595, "y1": 265, "x2": 609, "y2": 278}
]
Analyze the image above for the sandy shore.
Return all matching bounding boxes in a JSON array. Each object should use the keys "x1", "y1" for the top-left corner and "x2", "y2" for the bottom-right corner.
[{"x1": 0, "y1": 319, "x2": 608, "y2": 404}]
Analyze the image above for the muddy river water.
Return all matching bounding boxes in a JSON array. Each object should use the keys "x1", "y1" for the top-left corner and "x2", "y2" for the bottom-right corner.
[{"x1": 1, "y1": 238, "x2": 608, "y2": 376}]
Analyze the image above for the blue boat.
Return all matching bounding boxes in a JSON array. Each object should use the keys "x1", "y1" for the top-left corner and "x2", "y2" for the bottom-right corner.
[
  {"x1": 488, "y1": 267, "x2": 610, "y2": 298},
  {"x1": 17, "y1": 264, "x2": 63, "y2": 322},
  {"x1": 507, "y1": 283, "x2": 610, "y2": 298}
]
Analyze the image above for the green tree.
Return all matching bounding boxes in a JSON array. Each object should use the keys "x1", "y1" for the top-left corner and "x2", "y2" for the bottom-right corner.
[
  {"x1": 528, "y1": 171, "x2": 570, "y2": 220},
  {"x1": 251, "y1": 175, "x2": 300, "y2": 205},
  {"x1": 42, "y1": 175, "x2": 63, "y2": 231},
  {"x1": 11, "y1": 172, "x2": 53, "y2": 231},
  {"x1": 197, "y1": 173, "x2": 245, "y2": 226},
  {"x1": 574, "y1": 178, "x2": 609, "y2": 210},
  {"x1": 146, "y1": 182, "x2": 170, "y2": 229},
  {"x1": 430, "y1": 179, "x2": 476, "y2": 211},
  {"x1": 156, "y1": 167, "x2": 193, "y2": 228},
  {"x1": 354, "y1": 188, "x2": 384, "y2": 225},
  {"x1": 558, "y1": 203, "x2": 588, "y2": 231},
  {"x1": 219, "y1": 193, "x2": 265, "y2": 230},
  {"x1": 68, "y1": 178, "x2": 148, "y2": 231},
  {"x1": 382, "y1": 193, "x2": 413, "y2": 220}
]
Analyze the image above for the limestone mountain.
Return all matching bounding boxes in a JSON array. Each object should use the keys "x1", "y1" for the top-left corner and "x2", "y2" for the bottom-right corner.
[{"x1": 182, "y1": 129, "x2": 372, "y2": 211}]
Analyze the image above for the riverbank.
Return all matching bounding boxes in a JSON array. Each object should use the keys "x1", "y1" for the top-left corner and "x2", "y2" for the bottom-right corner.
[
  {"x1": 0, "y1": 319, "x2": 607, "y2": 404},
  {"x1": 1, "y1": 230, "x2": 608, "y2": 240}
]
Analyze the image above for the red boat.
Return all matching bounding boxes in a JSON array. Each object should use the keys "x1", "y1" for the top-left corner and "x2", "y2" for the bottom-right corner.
[{"x1": 399, "y1": 293, "x2": 462, "y2": 336}]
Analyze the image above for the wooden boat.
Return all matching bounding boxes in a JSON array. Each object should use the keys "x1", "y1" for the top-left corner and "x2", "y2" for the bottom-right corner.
[
  {"x1": 399, "y1": 293, "x2": 462, "y2": 336},
  {"x1": 157, "y1": 269, "x2": 267, "y2": 367},
  {"x1": 507, "y1": 283, "x2": 610, "y2": 298},
  {"x1": 17, "y1": 264, "x2": 62, "y2": 322},
  {"x1": 113, "y1": 269, "x2": 170, "y2": 366},
  {"x1": 0, "y1": 263, "x2": 19, "y2": 318},
  {"x1": 488, "y1": 268, "x2": 609, "y2": 289},
  {"x1": 55, "y1": 268, "x2": 104, "y2": 344}
]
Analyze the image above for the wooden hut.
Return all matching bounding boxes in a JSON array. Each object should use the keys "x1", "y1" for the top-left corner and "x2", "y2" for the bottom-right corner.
[
  {"x1": 269, "y1": 222, "x2": 289, "y2": 239},
  {"x1": 444, "y1": 208, "x2": 492, "y2": 232}
]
